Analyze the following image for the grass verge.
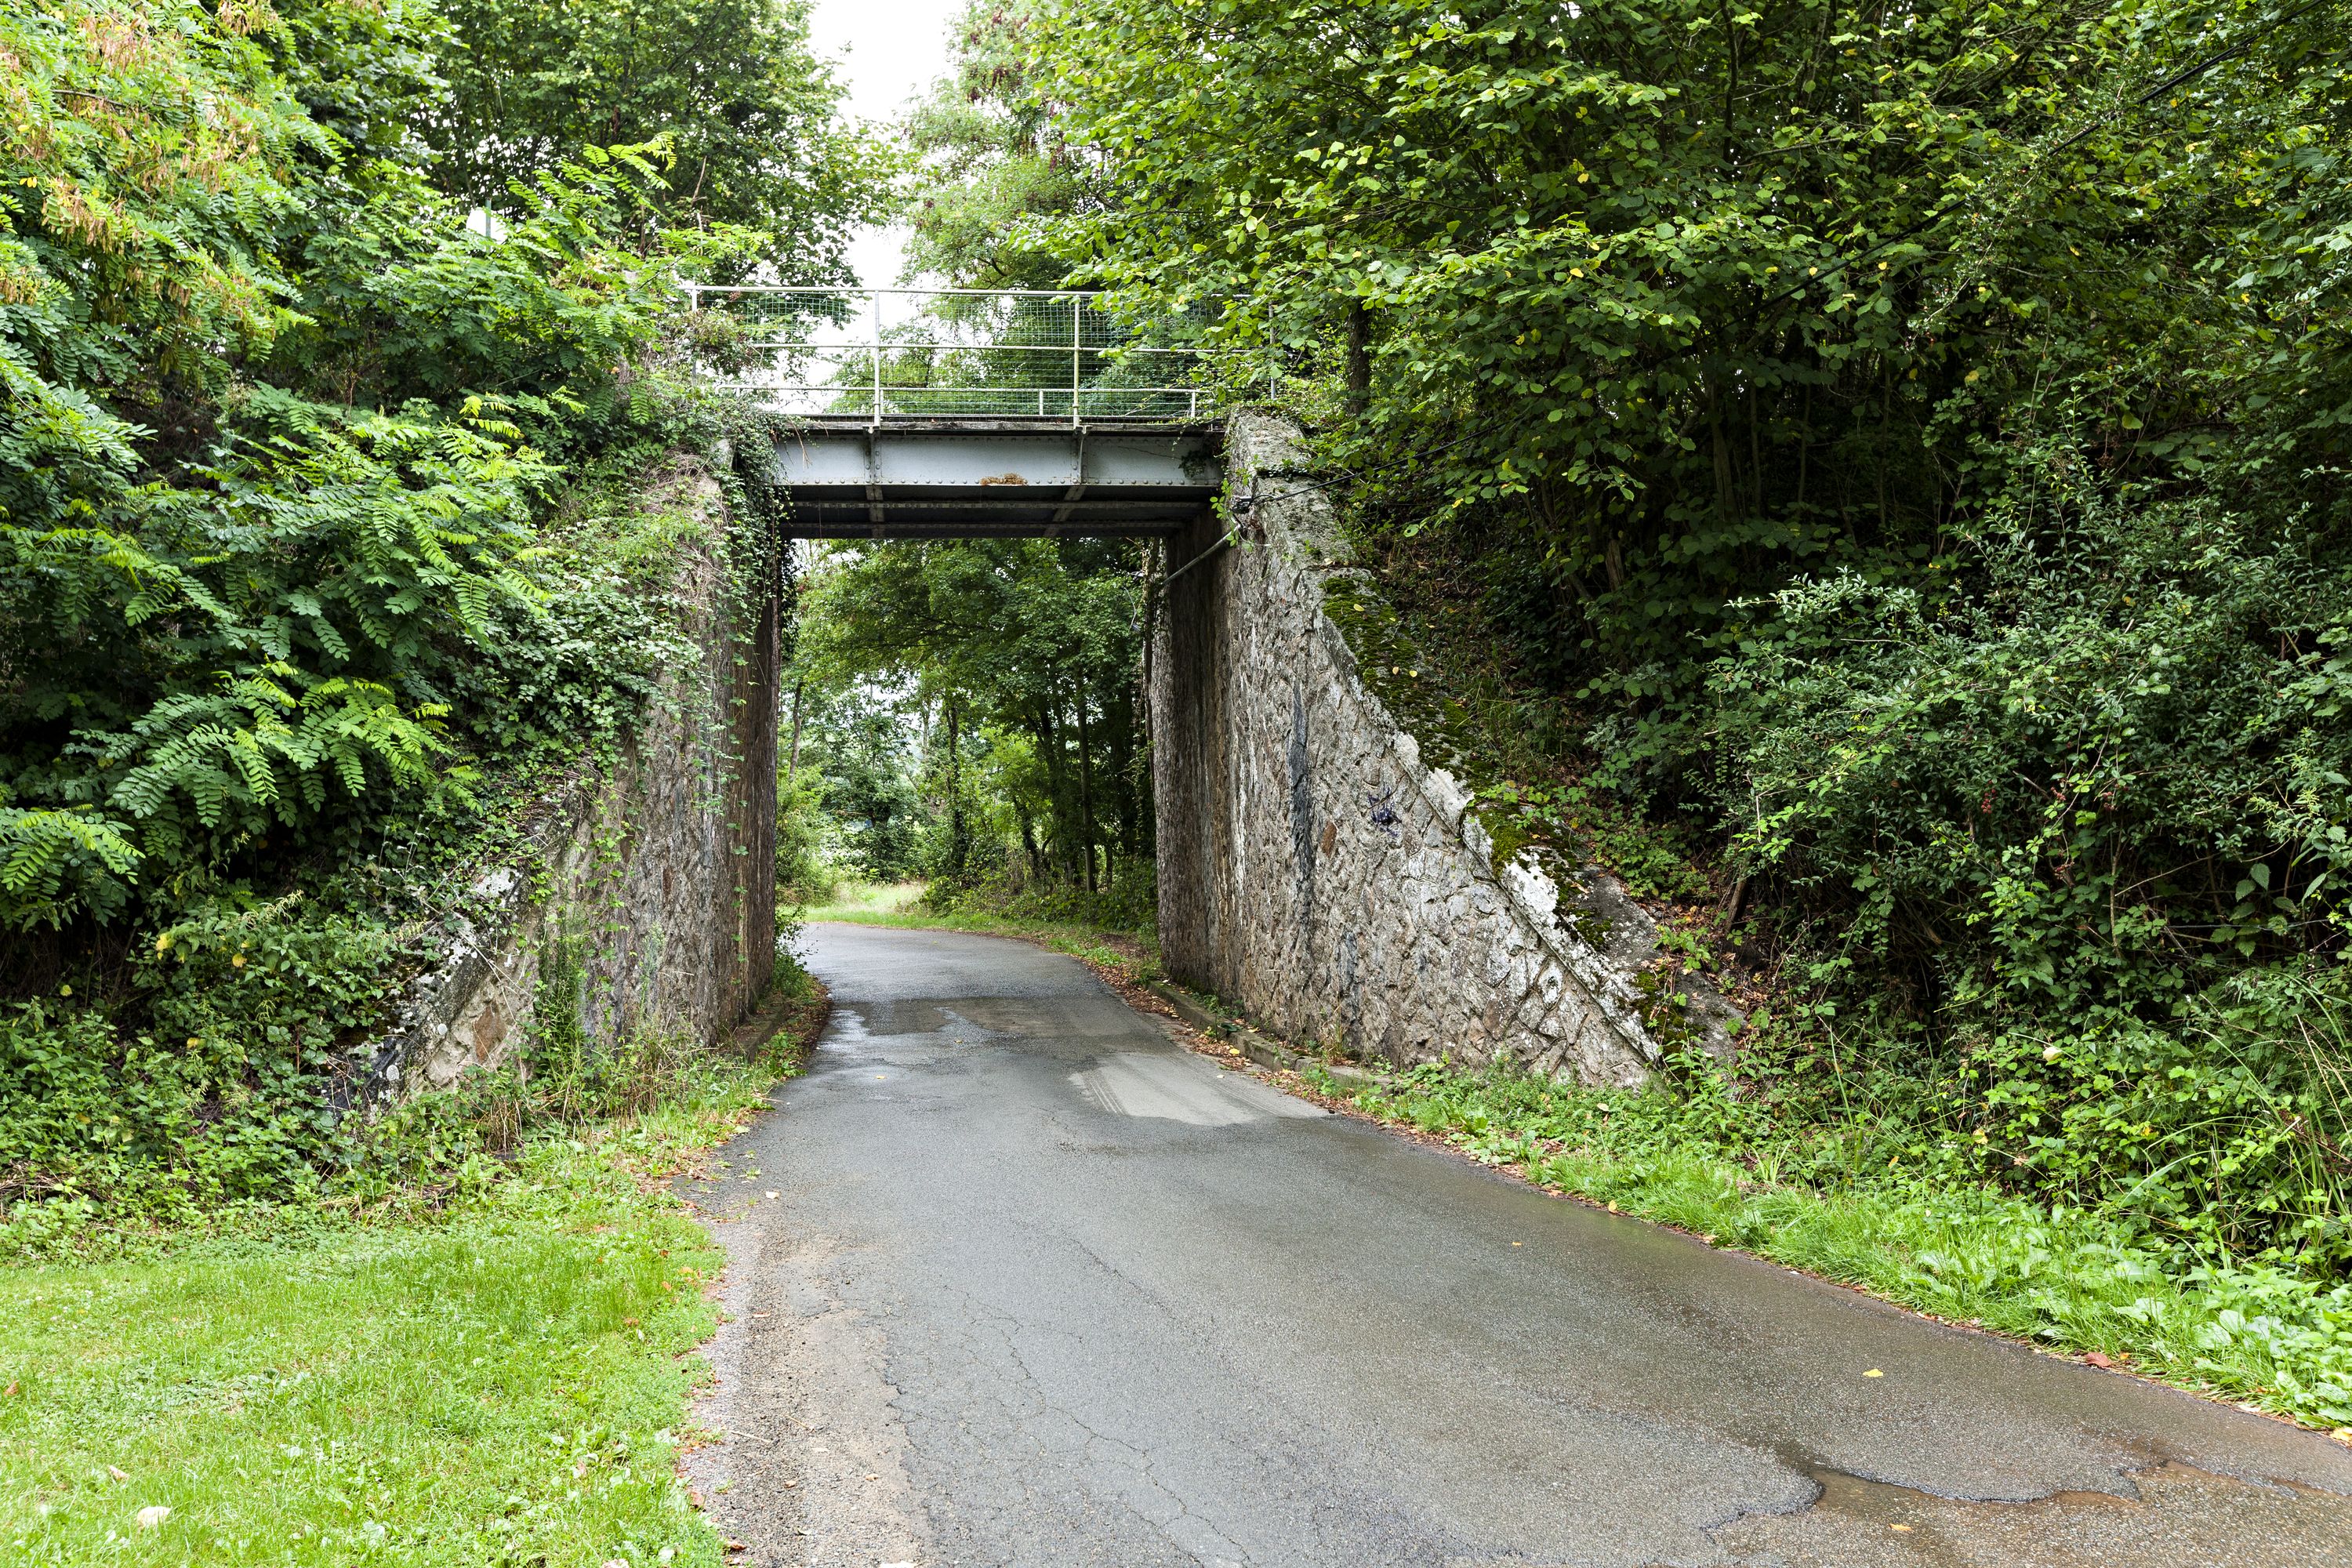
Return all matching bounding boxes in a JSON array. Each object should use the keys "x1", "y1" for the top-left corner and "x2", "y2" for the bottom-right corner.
[
  {"x1": 0, "y1": 1062, "x2": 791, "y2": 1566},
  {"x1": 1310, "y1": 1058, "x2": 2352, "y2": 1440}
]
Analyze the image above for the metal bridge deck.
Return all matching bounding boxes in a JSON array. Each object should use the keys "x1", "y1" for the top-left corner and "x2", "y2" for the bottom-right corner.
[{"x1": 770, "y1": 417, "x2": 1223, "y2": 539}]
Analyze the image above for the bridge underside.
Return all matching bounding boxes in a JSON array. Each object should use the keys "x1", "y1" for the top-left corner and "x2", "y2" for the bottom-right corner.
[{"x1": 770, "y1": 419, "x2": 1223, "y2": 538}]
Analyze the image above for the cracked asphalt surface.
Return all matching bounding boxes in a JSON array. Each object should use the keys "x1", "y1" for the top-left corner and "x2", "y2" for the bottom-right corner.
[{"x1": 682, "y1": 924, "x2": 2352, "y2": 1567}]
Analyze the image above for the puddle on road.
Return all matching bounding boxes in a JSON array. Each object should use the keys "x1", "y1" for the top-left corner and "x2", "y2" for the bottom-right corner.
[
  {"x1": 1698, "y1": 1458, "x2": 2352, "y2": 1567},
  {"x1": 829, "y1": 994, "x2": 1138, "y2": 1041},
  {"x1": 1073, "y1": 1051, "x2": 1328, "y2": 1127}
]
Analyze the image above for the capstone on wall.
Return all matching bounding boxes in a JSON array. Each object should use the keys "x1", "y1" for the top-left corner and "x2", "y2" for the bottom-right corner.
[
  {"x1": 364, "y1": 456, "x2": 779, "y2": 1098},
  {"x1": 1154, "y1": 412, "x2": 1734, "y2": 1086}
]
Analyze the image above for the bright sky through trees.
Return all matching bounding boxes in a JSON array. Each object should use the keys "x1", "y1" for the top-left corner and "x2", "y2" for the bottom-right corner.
[{"x1": 809, "y1": 0, "x2": 960, "y2": 283}]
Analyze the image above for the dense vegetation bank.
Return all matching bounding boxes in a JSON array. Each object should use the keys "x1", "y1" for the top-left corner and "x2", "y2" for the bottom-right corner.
[
  {"x1": 0, "y1": 0, "x2": 880, "y2": 1215},
  {"x1": 0, "y1": 2, "x2": 867, "y2": 1558},
  {"x1": 892, "y1": 0, "x2": 2352, "y2": 1273}
]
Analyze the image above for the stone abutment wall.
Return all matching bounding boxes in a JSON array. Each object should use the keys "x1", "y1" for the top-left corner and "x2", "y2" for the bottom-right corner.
[
  {"x1": 1153, "y1": 412, "x2": 1734, "y2": 1085},
  {"x1": 366, "y1": 456, "x2": 779, "y2": 1098}
]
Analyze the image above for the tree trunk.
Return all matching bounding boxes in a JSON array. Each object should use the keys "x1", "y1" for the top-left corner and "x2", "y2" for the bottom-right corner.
[
  {"x1": 1075, "y1": 682, "x2": 1099, "y2": 895},
  {"x1": 1708, "y1": 377, "x2": 1737, "y2": 525},
  {"x1": 1018, "y1": 809, "x2": 1044, "y2": 884},
  {"x1": 944, "y1": 693, "x2": 967, "y2": 883},
  {"x1": 1345, "y1": 301, "x2": 1372, "y2": 416},
  {"x1": 785, "y1": 678, "x2": 806, "y2": 785},
  {"x1": 1039, "y1": 701, "x2": 1074, "y2": 881}
]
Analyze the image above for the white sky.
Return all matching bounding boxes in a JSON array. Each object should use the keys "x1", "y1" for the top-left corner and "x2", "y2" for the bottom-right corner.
[{"x1": 807, "y1": 0, "x2": 964, "y2": 286}]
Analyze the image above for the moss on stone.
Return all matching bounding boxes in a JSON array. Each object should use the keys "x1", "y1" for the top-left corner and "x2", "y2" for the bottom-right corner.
[{"x1": 1323, "y1": 579, "x2": 1573, "y2": 890}]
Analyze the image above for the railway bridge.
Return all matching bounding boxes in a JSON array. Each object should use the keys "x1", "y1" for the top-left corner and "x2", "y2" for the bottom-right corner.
[{"x1": 698, "y1": 284, "x2": 1668, "y2": 1085}]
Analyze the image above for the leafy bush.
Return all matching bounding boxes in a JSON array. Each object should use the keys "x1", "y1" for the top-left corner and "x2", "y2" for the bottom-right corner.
[
  {"x1": 1699, "y1": 473, "x2": 2351, "y2": 1012},
  {"x1": 0, "y1": 0, "x2": 709, "y2": 936},
  {"x1": 0, "y1": 902, "x2": 415, "y2": 1210},
  {"x1": 776, "y1": 769, "x2": 840, "y2": 904}
]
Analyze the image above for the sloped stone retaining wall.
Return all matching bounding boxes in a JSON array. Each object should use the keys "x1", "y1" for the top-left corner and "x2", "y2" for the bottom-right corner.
[
  {"x1": 364, "y1": 457, "x2": 779, "y2": 1099},
  {"x1": 1152, "y1": 412, "x2": 1734, "y2": 1085}
]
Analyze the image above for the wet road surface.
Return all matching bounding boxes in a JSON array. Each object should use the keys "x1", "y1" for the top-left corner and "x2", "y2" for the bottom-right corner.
[{"x1": 682, "y1": 925, "x2": 2352, "y2": 1566}]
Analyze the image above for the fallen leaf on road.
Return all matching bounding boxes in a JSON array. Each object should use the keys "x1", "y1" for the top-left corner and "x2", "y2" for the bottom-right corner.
[
  {"x1": 1863, "y1": 1369, "x2": 1883, "y2": 1379},
  {"x1": 1890, "y1": 1523, "x2": 1911, "y2": 1533},
  {"x1": 2082, "y1": 1351, "x2": 2115, "y2": 1370}
]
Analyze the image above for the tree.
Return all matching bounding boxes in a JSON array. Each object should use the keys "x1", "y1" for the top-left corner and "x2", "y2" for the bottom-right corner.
[
  {"x1": 900, "y1": 0, "x2": 1098, "y2": 288},
  {"x1": 0, "y1": 0, "x2": 869, "y2": 937},
  {"x1": 1025, "y1": 0, "x2": 2352, "y2": 994},
  {"x1": 422, "y1": 0, "x2": 888, "y2": 277},
  {"x1": 792, "y1": 538, "x2": 1150, "y2": 891}
]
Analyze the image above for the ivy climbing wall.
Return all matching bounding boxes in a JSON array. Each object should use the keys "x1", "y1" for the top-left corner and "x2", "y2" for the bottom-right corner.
[
  {"x1": 1153, "y1": 412, "x2": 1736, "y2": 1084},
  {"x1": 368, "y1": 457, "x2": 780, "y2": 1098}
]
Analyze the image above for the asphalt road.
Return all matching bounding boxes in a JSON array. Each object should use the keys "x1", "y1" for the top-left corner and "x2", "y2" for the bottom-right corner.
[{"x1": 682, "y1": 924, "x2": 2352, "y2": 1567}]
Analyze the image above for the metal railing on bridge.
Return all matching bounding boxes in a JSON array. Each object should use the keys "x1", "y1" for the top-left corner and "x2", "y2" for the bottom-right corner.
[{"x1": 681, "y1": 285, "x2": 1252, "y2": 424}]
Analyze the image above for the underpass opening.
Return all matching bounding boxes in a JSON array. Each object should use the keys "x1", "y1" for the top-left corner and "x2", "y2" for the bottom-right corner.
[{"x1": 733, "y1": 288, "x2": 1237, "y2": 921}]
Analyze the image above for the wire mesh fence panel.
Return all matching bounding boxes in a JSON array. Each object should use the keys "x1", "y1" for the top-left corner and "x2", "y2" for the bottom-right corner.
[{"x1": 683, "y1": 288, "x2": 1245, "y2": 421}]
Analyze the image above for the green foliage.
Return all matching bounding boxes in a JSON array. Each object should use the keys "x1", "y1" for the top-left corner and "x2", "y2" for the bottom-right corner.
[
  {"x1": 775, "y1": 765, "x2": 838, "y2": 904},
  {"x1": 1700, "y1": 485, "x2": 2352, "y2": 1007},
  {"x1": 0, "y1": 0, "x2": 873, "y2": 1219},
  {"x1": 0, "y1": 0, "x2": 741, "y2": 935},
  {"x1": 1032, "y1": 0, "x2": 2352, "y2": 983},
  {"x1": 998, "y1": 0, "x2": 2352, "y2": 1276},
  {"x1": 1, "y1": 902, "x2": 416, "y2": 1212},
  {"x1": 790, "y1": 686, "x2": 928, "y2": 883},
  {"x1": 902, "y1": 0, "x2": 1098, "y2": 288},
  {"x1": 792, "y1": 538, "x2": 1150, "y2": 895},
  {"x1": 1963, "y1": 967, "x2": 2352, "y2": 1265},
  {"x1": 421, "y1": 0, "x2": 890, "y2": 278},
  {"x1": 919, "y1": 861, "x2": 1156, "y2": 936}
]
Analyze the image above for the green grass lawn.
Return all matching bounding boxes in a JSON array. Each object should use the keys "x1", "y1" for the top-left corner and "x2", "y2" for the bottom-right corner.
[
  {"x1": 0, "y1": 1077, "x2": 777, "y2": 1566},
  {"x1": 795, "y1": 880, "x2": 928, "y2": 922}
]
